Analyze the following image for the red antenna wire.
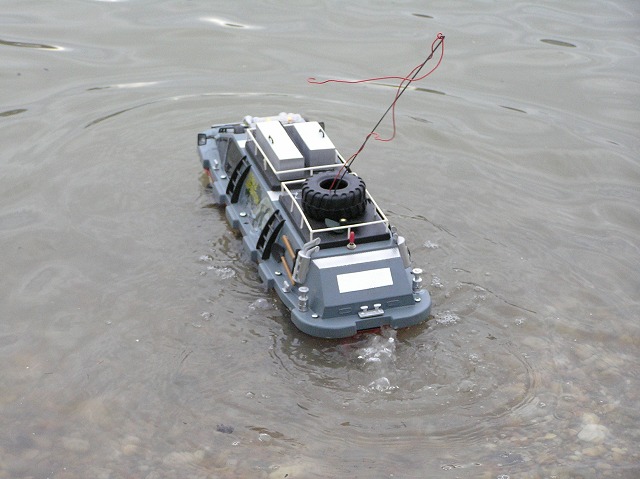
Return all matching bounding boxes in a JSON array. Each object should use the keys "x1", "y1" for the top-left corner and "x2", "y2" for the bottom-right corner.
[{"x1": 308, "y1": 33, "x2": 445, "y2": 189}]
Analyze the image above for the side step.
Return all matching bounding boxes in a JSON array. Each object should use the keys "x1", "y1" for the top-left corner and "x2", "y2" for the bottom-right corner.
[
  {"x1": 256, "y1": 210, "x2": 285, "y2": 260},
  {"x1": 226, "y1": 156, "x2": 251, "y2": 203}
]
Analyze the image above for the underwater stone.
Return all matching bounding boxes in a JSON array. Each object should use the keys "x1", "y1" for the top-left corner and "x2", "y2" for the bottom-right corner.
[
  {"x1": 62, "y1": 437, "x2": 90, "y2": 452},
  {"x1": 577, "y1": 424, "x2": 608, "y2": 443},
  {"x1": 216, "y1": 424, "x2": 234, "y2": 434}
]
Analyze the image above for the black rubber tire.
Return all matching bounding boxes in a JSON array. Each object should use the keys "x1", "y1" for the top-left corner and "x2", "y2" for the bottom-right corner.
[{"x1": 301, "y1": 171, "x2": 368, "y2": 221}]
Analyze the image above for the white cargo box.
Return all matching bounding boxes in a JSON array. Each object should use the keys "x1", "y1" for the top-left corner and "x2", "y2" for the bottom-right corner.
[
  {"x1": 288, "y1": 121, "x2": 337, "y2": 167},
  {"x1": 255, "y1": 121, "x2": 304, "y2": 179}
]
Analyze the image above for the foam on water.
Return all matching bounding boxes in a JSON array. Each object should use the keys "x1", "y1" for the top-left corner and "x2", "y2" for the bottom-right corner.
[
  {"x1": 249, "y1": 298, "x2": 272, "y2": 311},
  {"x1": 435, "y1": 310, "x2": 460, "y2": 325},
  {"x1": 206, "y1": 265, "x2": 235, "y2": 279},
  {"x1": 353, "y1": 328, "x2": 399, "y2": 393},
  {"x1": 357, "y1": 334, "x2": 396, "y2": 365},
  {"x1": 367, "y1": 376, "x2": 395, "y2": 393},
  {"x1": 431, "y1": 274, "x2": 444, "y2": 288}
]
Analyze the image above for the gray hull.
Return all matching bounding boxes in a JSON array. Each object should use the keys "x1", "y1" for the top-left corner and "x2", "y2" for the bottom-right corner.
[{"x1": 197, "y1": 113, "x2": 431, "y2": 338}]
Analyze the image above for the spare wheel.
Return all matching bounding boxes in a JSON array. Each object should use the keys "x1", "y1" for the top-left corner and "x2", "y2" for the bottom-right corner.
[{"x1": 301, "y1": 171, "x2": 368, "y2": 222}]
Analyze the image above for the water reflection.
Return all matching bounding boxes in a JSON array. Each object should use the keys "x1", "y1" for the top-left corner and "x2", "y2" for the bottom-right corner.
[
  {"x1": 0, "y1": 38, "x2": 61, "y2": 50},
  {"x1": 200, "y1": 17, "x2": 261, "y2": 29},
  {"x1": 0, "y1": 108, "x2": 28, "y2": 117},
  {"x1": 540, "y1": 38, "x2": 577, "y2": 48}
]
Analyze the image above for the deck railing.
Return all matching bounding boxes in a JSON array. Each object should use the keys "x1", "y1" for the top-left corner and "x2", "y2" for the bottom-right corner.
[
  {"x1": 281, "y1": 179, "x2": 389, "y2": 241},
  {"x1": 247, "y1": 126, "x2": 390, "y2": 240}
]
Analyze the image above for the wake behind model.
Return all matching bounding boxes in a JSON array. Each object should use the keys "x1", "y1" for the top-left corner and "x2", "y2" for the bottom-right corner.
[{"x1": 197, "y1": 112, "x2": 431, "y2": 338}]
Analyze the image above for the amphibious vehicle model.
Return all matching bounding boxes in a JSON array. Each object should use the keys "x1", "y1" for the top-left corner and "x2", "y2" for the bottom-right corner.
[{"x1": 197, "y1": 112, "x2": 431, "y2": 338}]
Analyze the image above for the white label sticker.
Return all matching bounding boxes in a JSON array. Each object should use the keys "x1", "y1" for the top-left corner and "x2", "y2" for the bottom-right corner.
[{"x1": 336, "y1": 267, "x2": 393, "y2": 294}]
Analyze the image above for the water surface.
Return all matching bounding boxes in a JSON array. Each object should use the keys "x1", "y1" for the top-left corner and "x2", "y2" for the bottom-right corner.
[{"x1": 1, "y1": 1, "x2": 639, "y2": 477}]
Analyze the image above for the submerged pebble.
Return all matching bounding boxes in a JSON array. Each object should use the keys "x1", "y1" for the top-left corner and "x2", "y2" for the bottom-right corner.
[
  {"x1": 162, "y1": 450, "x2": 205, "y2": 467},
  {"x1": 457, "y1": 379, "x2": 476, "y2": 393},
  {"x1": 216, "y1": 424, "x2": 234, "y2": 434},
  {"x1": 268, "y1": 464, "x2": 308, "y2": 479},
  {"x1": 577, "y1": 424, "x2": 608, "y2": 443},
  {"x1": 61, "y1": 437, "x2": 90, "y2": 452}
]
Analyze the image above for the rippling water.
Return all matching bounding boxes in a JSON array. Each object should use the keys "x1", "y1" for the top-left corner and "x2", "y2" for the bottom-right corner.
[{"x1": 1, "y1": 1, "x2": 639, "y2": 478}]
